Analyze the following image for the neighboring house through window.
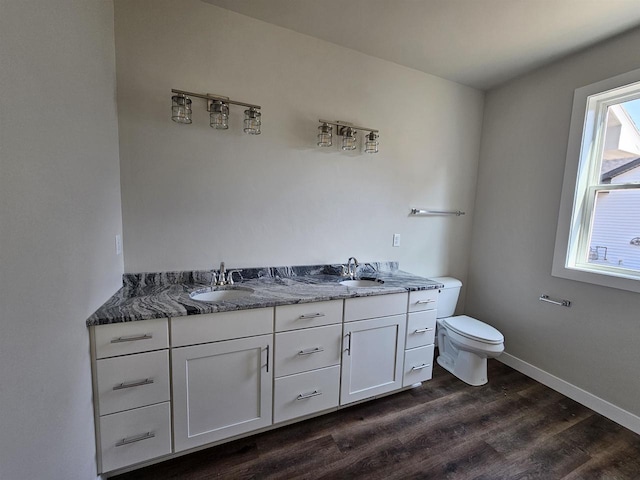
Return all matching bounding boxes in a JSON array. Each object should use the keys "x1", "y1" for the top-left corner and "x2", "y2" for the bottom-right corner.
[{"x1": 553, "y1": 68, "x2": 640, "y2": 293}]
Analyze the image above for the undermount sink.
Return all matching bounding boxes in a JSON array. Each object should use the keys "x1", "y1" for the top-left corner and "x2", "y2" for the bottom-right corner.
[
  {"x1": 190, "y1": 286, "x2": 254, "y2": 303},
  {"x1": 339, "y1": 279, "x2": 384, "y2": 288}
]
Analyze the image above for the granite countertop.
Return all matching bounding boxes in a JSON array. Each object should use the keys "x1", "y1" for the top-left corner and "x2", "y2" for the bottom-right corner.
[{"x1": 87, "y1": 262, "x2": 443, "y2": 326}]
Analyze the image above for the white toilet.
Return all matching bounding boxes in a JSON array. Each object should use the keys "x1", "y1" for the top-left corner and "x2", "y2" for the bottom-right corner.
[{"x1": 432, "y1": 277, "x2": 504, "y2": 386}]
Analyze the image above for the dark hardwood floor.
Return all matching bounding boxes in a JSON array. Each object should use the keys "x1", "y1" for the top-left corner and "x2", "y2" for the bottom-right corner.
[{"x1": 112, "y1": 360, "x2": 640, "y2": 479}]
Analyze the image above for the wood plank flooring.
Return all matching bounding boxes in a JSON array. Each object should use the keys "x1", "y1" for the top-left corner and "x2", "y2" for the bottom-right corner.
[{"x1": 112, "y1": 360, "x2": 640, "y2": 479}]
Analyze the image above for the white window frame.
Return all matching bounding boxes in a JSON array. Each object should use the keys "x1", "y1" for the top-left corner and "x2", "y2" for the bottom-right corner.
[{"x1": 553, "y1": 67, "x2": 640, "y2": 293}]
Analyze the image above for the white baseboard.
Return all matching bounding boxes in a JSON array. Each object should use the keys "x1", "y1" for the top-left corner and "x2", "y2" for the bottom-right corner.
[{"x1": 498, "y1": 352, "x2": 640, "y2": 436}]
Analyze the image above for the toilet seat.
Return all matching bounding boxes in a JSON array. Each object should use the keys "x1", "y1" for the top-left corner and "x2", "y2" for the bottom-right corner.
[{"x1": 442, "y1": 315, "x2": 503, "y2": 345}]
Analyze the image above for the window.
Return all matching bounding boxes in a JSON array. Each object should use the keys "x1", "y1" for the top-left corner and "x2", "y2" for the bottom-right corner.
[{"x1": 553, "y1": 68, "x2": 640, "y2": 293}]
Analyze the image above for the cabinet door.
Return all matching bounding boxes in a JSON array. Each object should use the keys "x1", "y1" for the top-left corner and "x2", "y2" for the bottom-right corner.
[
  {"x1": 340, "y1": 314, "x2": 406, "y2": 405},
  {"x1": 172, "y1": 334, "x2": 273, "y2": 452}
]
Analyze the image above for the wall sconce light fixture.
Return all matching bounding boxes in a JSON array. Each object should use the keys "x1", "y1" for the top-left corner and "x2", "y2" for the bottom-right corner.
[
  {"x1": 317, "y1": 123, "x2": 333, "y2": 147},
  {"x1": 171, "y1": 94, "x2": 192, "y2": 124},
  {"x1": 243, "y1": 107, "x2": 261, "y2": 135},
  {"x1": 364, "y1": 131, "x2": 379, "y2": 154},
  {"x1": 171, "y1": 89, "x2": 261, "y2": 134},
  {"x1": 317, "y1": 119, "x2": 379, "y2": 153},
  {"x1": 208, "y1": 99, "x2": 229, "y2": 129},
  {"x1": 340, "y1": 126, "x2": 357, "y2": 151}
]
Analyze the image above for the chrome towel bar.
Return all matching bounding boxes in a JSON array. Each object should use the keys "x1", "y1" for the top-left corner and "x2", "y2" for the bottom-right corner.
[
  {"x1": 410, "y1": 208, "x2": 466, "y2": 216},
  {"x1": 539, "y1": 295, "x2": 571, "y2": 307}
]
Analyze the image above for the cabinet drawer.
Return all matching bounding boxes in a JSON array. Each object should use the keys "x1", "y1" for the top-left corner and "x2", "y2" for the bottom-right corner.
[
  {"x1": 275, "y1": 300, "x2": 343, "y2": 332},
  {"x1": 274, "y1": 365, "x2": 340, "y2": 423},
  {"x1": 275, "y1": 324, "x2": 341, "y2": 377},
  {"x1": 96, "y1": 350, "x2": 170, "y2": 416},
  {"x1": 94, "y1": 318, "x2": 169, "y2": 359},
  {"x1": 406, "y1": 310, "x2": 437, "y2": 349},
  {"x1": 408, "y1": 289, "x2": 439, "y2": 313},
  {"x1": 171, "y1": 307, "x2": 273, "y2": 347},
  {"x1": 99, "y1": 402, "x2": 171, "y2": 473},
  {"x1": 402, "y1": 345, "x2": 435, "y2": 387},
  {"x1": 344, "y1": 292, "x2": 408, "y2": 322}
]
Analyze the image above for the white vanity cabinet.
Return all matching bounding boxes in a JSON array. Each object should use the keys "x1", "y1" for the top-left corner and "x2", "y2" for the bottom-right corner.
[
  {"x1": 89, "y1": 283, "x2": 442, "y2": 476},
  {"x1": 273, "y1": 300, "x2": 342, "y2": 424},
  {"x1": 171, "y1": 308, "x2": 274, "y2": 452},
  {"x1": 340, "y1": 293, "x2": 408, "y2": 405},
  {"x1": 90, "y1": 318, "x2": 172, "y2": 474},
  {"x1": 402, "y1": 290, "x2": 439, "y2": 387}
]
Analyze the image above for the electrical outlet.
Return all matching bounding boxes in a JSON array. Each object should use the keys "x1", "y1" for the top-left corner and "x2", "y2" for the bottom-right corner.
[
  {"x1": 393, "y1": 233, "x2": 401, "y2": 247},
  {"x1": 115, "y1": 234, "x2": 123, "y2": 255}
]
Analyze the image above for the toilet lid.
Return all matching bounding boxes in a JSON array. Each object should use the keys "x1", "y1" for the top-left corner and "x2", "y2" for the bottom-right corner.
[{"x1": 443, "y1": 315, "x2": 504, "y2": 345}]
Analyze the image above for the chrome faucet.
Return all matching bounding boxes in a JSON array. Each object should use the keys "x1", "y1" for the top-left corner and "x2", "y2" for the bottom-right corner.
[
  {"x1": 211, "y1": 262, "x2": 227, "y2": 286},
  {"x1": 212, "y1": 261, "x2": 242, "y2": 286},
  {"x1": 218, "y1": 262, "x2": 226, "y2": 284},
  {"x1": 346, "y1": 257, "x2": 359, "y2": 280},
  {"x1": 227, "y1": 269, "x2": 242, "y2": 285},
  {"x1": 364, "y1": 262, "x2": 378, "y2": 273}
]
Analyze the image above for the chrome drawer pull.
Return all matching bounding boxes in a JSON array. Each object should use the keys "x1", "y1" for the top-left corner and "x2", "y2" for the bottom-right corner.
[
  {"x1": 415, "y1": 299, "x2": 436, "y2": 305},
  {"x1": 110, "y1": 334, "x2": 153, "y2": 344},
  {"x1": 298, "y1": 347, "x2": 324, "y2": 356},
  {"x1": 413, "y1": 327, "x2": 434, "y2": 334},
  {"x1": 115, "y1": 431, "x2": 155, "y2": 447},
  {"x1": 411, "y1": 363, "x2": 431, "y2": 371},
  {"x1": 113, "y1": 378, "x2": 154, "y2": 390},
  {"x1": 298, "y1": 313, "x2": 325, "y2": 319},
  {"x1": 297, "y1": 390, "x2": 322, "y2": 400}
]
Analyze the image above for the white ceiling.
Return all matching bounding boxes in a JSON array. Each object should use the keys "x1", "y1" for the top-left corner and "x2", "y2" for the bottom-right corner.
[{"x1": 202, "y1": 0, "x2": 640, "y2": 90}]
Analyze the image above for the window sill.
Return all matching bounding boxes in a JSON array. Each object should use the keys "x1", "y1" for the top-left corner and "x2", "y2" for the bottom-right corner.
[{"x1": 551, "y1": 262, "x2": 640, "y2": 293}]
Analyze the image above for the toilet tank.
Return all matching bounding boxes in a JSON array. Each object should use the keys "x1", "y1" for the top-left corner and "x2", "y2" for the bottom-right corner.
[{"x1": 431, "y1": 276, "x2": 462, "y2": 318}]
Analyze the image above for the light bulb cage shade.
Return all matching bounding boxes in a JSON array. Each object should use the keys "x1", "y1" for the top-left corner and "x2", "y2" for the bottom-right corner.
[
  {"x1": 171, "y1": 95, "x2": 192, "y2": 124},
  {"x1": 244, "y1": 107, "x2": 262, "y2": 135},
  {"x1": 364, "y1": 131, "x2": 379, "y2": 154},
  {"x1": 208, "y1": 100, "x2": 229, "y2": 129},
  {"x1": 317, "y1": 123, "x2": 333, "y2": 147},
  {"x1": 340, "y1": 126, "x2": 357, "y2": 151}
]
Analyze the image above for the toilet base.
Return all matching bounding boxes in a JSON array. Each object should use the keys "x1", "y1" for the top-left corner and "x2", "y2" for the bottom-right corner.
[
  {"x1": 436, "y1": 317, "x2": 503, "y2": 387},
  {"x1": 437, "y1": 350, "x2": 488, "y2": 386}
]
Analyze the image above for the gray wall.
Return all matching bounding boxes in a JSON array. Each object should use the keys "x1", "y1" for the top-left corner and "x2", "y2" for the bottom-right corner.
[
  {"x1": 467, "y1": 27, "x2": 640, "y2": 416},
  {"x1": 114, "y1": 0, "x2": 484, "y2": 283},
  {"x1": 4, "y1": 0, "x2": 639, "y2": 477},
  {"x1": 0, "y1": 1, "x2": 123, "y2": 478}
]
